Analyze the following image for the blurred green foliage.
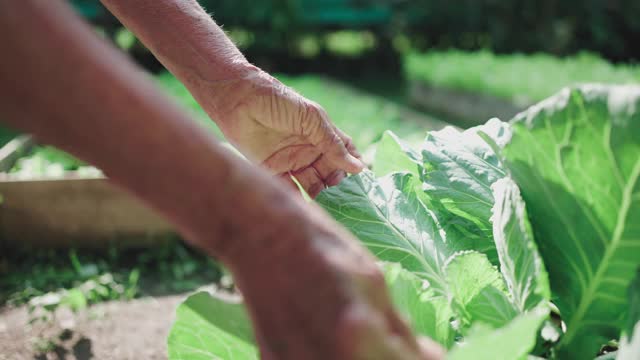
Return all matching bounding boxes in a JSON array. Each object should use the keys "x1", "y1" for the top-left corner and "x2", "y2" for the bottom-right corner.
[
  {"x1": 72, "y1": 0, "x2": 640, "y2": 62},
  {"x1": 396, "y1": 0, "x2": 640, "y2": 62},
  {"x1": 9, "y1": 146, "x2": 97, "y2": 179},
  {"x1": 406, "y1": 50, "x2": 640, "y2": 104},
  {"x1": 277, "y1": 74, "x2": 428, "y2": 147},
  {"x1": 25, "y1": 272, "x2": 139, "y2": 325},
  {"x1": 1, "y1": 239, "x2": 222, "y2": 307},
  {"x1": 0, "y1": 125, "x2": 19, "y2": 148},
  {"x1": 74, "y1": 0, "x2": 398, "y2": 32}
]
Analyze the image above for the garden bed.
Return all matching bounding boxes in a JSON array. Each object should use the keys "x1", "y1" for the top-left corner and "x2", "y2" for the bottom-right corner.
[{"x1": 0, "y1": 137, "x2": 171, "y2": 249}]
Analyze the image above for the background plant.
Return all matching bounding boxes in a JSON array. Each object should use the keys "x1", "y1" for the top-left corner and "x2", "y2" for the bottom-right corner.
[{"x1": 405, "y1": 50, "x2": 640, "y2": 105}]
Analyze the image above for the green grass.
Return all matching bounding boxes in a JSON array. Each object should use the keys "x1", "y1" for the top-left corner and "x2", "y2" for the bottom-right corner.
[
  {"x1": 405, "y1": 50, "x2": 640, "y2": 104},
  {"x1": 156, "y1": 72, "x2": 433, "y2": 150},
  {"x1": 1, "y1": 239, "x2": 222, "y2": 307}
]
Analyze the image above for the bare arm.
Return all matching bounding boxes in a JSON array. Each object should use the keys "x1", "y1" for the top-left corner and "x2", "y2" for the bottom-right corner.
[
  {"x1": 100, "y1": 0, "x2": 365, "y2": 197},
  {"x1": 0, "y1": 1, "x2": 441, "y2": 359},
  {"x1": 99, "y1": 0, "x2": 251, "y2": 93},
  {"x1": 0, "y1": 0, "x2": 247, "y2": 252}
]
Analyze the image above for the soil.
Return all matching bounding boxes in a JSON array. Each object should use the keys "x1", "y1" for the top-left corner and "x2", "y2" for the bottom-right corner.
[{"x1": 0, "y1": 294, "x2": 185, "y2": 360}]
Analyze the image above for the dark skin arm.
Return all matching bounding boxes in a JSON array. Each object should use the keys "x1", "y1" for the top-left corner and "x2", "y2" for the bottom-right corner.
[{"x1": 0, "y1": 1, "x2": 443, "y2": 359}]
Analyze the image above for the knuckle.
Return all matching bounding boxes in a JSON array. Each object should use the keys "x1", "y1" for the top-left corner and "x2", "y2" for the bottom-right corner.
[
  {"x1": 307, "y1": 103, "x2": 320, "y2": 116},
  {"x1": 307, "y1": 100, "x2": 330, "y2": 120},
  {"x1": 329, "y1": 132, "x2": 343, "y2": 145},
  {"x1": 304, "y1": 101, "x2": 322, "y2": 117},
  {"x1": 306, "y1": 100, "x2": 321, "y2": 110},
  {"x1": 317, "y1": 128, "x2": 341, "y2": 149},
  {"x1": 343, "y1": 136, "x2": 354, "y2": 147},
  {"x1": 317, "y1": 106, "x2": 330, "y2": 120}
]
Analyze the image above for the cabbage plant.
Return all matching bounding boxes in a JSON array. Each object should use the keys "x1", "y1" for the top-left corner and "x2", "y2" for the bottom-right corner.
[{"x1": 167, "y1": 85, "x2": 640, "y2": 360}]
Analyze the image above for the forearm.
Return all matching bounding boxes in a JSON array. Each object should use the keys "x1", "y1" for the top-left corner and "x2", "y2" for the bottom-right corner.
[
  {"x1": 0, "y1": 3, "x2": 439, "y2": 359},
  {"x1": 0, "y1": 1, "x2": 295, "y2": 263},
  {"x1": 99, "y1": 0, "x2": 258, "y2": 122}
]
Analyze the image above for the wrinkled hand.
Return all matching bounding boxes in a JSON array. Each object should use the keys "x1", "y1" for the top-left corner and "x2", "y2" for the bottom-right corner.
[
  {"x1": 210, "y1": 65, "x2": 365, "y2": 197},
  {"x1": 227, "y1": 201, "x2": 446, "y2": 360}
]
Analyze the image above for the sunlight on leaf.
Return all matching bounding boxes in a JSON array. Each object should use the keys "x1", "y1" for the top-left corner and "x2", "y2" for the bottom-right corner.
[
  {"x1": 167, "y1": 292, "x2": 257, "y2": 360},
  {"x1": 503, "y1": 85, "x2": 640, "y2": 358}
]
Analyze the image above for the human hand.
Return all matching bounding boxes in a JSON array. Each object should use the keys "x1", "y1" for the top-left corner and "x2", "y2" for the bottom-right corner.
[
  {"x1": 204, "y1": 65, "x2": 365, "y2": 197},
  {"x1": 227, "y1": 202, "x2": 445, "y2": 360}
]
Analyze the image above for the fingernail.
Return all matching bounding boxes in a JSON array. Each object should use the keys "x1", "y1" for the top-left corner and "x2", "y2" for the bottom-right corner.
[{"x1": 348, "y1": 155, "x2": 366, "y2": 173}]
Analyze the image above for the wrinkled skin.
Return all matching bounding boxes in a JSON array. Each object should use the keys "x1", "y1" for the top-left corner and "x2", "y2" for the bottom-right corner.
[{"x1": 211, "y1": 67, "x2": 365, "y2": 198}]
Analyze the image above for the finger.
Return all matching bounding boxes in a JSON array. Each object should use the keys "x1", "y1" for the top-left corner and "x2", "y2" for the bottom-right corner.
[
  {"x1": 333, "y1": 126, "x2": 362, "y2": 159},
  {"x1": 323, "y1": 169, "x2": 346, "y2": 187},
  {"x1": 291, "y1": 166, "x2": 325, "y2": 198},
  {"x1": 312, "y1": 155, "x2": 346, "y2": 187},
  {"x1": 261, "y1": 144, "x2": 319, "y2": 174},
  {"x1": 304, "y1": 106, "x2": 365, "y2": 174},
  {"x1": 319, "y1": 129, "x2": 365, "y2": 174}
]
